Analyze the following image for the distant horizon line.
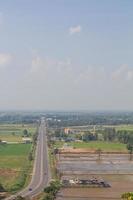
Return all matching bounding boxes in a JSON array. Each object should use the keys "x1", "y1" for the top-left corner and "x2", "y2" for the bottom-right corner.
[{"x1": 0, "y1": 109, "x2": 133, "y2": 113}]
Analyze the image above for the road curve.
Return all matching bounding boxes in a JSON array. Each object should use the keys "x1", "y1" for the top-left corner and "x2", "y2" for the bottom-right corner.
[{"x1": 6, "y1": 118, "x2": 51, "y2": 199}]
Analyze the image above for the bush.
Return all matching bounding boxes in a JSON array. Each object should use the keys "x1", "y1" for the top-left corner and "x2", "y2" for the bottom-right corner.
[
  {"x1": 44, "y1": 180, "x2": 61, "y2": 198},
  {"x1": 121, "y1": 192, "x2": 133, "y2": 200},
  {"x1": 10, "y1": 171, "x2": 27, "y2": 192},
  {"x1": 43, "y1": 194, "x2": 54, "y2": 200},
  {"x1": 13, "y1": 196, "x2": 25, "y2": 200},
  {"x1": 0, "y1": 183, "x2": 5, "y2": 192}
]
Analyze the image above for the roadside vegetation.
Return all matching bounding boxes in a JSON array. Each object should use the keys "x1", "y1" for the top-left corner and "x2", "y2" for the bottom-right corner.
[
  {"x1": 48, "y1": 149, "x2": 58, "y2": 179},
  {"x1": 43, "y1": 181, "x2": 61, "y2": 200}
]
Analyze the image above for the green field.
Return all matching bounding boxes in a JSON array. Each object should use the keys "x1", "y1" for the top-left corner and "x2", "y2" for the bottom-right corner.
[
  {"x1": 54, "y1": 141, "x2": 127, "y2": 151},
  {"x1": 0, "y1": 143, "x2": 32, "y2": 191},
  {"x1": 0, "y1": 123, "x2": 36, "y2": 193},
  {"x1": 103, "y1": 124, "x2": 133, "y2": 131},
  {"x1": 0, "y1": 144, "x2": 31, "y2": 156},
  {"x1": 0, "y1": 124, "x2": 35, "y2": 142}
]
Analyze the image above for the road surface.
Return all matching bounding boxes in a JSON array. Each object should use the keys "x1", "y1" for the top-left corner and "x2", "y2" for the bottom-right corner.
[{"x1": 6, "y1": 118, "x2": 51, "y2": 199}]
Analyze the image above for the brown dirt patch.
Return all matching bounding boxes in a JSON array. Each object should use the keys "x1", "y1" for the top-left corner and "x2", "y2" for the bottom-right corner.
[
  {"x1": 0, "y1": 168, "x2": 17, "y2": 178},
  {"x1": 59, "y1": 149, "x2": 128, "y2": 154}
]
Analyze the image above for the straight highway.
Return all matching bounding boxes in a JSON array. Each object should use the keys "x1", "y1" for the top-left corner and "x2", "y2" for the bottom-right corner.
[{"x1": 6, "y1": 118, "x2": 51, "y2": 199}]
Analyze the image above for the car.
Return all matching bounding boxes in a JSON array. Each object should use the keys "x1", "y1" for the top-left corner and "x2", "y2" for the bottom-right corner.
[{"x1": 29, "y1": 188, "x2": 32, "y2": 191}]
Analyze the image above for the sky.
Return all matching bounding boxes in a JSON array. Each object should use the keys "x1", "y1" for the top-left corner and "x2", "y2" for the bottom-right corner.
[{"x1": 0, "y1": 0, "x2": 133, "y2": 111}]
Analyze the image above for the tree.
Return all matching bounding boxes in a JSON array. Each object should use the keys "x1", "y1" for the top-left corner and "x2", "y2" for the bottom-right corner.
[
  {"x1": 32, "y1": 131, "x2": 38, "y2": 145},
  {"x1": 108, "y1": 128, "x2": 116, "y2": 141},
  {"x1": 95, "y1": 132, "x2": 98, "y2": 140},
  {"x1": 127, "y1": 143, "x2": 133, "y2": 161},
  {"x1": 82, "y1": 131, "x2": 96, "y2": 142},
  {"x1": 103, "y1": 131, "x2": 108, "y2": 141},
  {"x1": 13, "y1": 196, "x2": 25, "y2": 200},
  {"x1": 53, "y1": 148, "x2": 59, "y2": 154},
  {"x1": 96, "y1": 148, "x2": 102, "y2": 161},
  {"x1": 75, "y1": 133, "x2": 82, "y2": 140},
  {"x1": 103, "y1": 128, "x2": 116, "y2": 142},
  {"x1": 121, "y1": 192, "x2": 133, "y2": 200},
  {"x1": 13, "y1": 195, "x2": 30, "y2": 200},
  {"x1": 23, "y1": 129, "x2": 28, "y2": 137},
  {"x1": 12, "y1": 132, "x2": 15, "y2": 136},
  {"x1": 54, "y1": 130, "x2": 61, "y2": 138},
  {"x1": 28, "y1": 152, "x2": 33, "y2": 161},
  {"x1": 43, "y1": 194, "x2": 54, "y2": 200},
  {"x1": 44, "y1": 180, "x2": 61, "y2": 197},
  {"x1": 0, "y1": 183, "x2": 5, "y2": 192}
]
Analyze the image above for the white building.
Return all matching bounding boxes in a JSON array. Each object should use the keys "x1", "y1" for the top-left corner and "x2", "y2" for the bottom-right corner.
[{"x1": 22, "y1": 137, "x2": 32, "y2": 143}]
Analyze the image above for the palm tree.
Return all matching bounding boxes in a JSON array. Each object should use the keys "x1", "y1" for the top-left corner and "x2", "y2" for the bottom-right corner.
[{"x1": 96, "y1": 148, "x2": 102, "y2": 161}]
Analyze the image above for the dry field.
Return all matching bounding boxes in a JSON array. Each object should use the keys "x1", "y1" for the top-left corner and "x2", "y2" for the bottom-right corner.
[{"x1": 56, "y1": 151, "x2": 133, "y2": 200}]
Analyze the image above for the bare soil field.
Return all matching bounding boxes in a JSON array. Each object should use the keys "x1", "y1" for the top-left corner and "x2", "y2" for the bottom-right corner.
[
  {"x1": 57, "y1": 153, "x2": 133, "y2": 174},
  {"x1": 56, "y1": 151, "x2": 133, "y2": 200}
]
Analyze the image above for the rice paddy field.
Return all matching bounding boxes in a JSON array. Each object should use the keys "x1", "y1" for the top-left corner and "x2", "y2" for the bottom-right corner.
[
  {"x1": 0, "y1": 124, "x2": 36, "y2": 142},
  {"x1": 0, "y1": 124, "x2": 36, "y2": 193},
  {"x1": 56, "y1": 175, "x2": 133, "y2": 200},
  {"x1": 56, "y1": 151, "x2": 133, "y2": 200},
  {"x1": 54, "y1": 126, "x2": 133, "y2": 200}
]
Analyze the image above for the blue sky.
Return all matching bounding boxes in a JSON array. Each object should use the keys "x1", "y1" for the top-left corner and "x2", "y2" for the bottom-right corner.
[{"x1": 0, "y1": 0, "x2": 133, "y2": 110}]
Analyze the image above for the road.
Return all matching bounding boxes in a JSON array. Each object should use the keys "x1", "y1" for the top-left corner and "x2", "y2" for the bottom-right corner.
[{"x1": 6, "y1": 118, "x2": 51, "y2": 199}]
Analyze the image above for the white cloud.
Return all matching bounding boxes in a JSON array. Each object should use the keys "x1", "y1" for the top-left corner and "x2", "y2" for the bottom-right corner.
[
  {"x1": 29, "y1": 56, "x2": 133, "y2": 91},
  {"x1": 30, "y1": 55, "x2": 72, "y2": 75},
  {"x1": 111, "y1": 64, "x2": 133, "y2": 82},
  {"x1": 76, "y1": 66, "x2": 106, "y2": 83},
  {"x1": 127, "y1": 70, "x2": 133, "y2": 81},
  {"x1": 69, "y1": 25, "x2": 82, "y2": 35},
  {"x1": 0, "y1": 53, "x2": 13, "y2": 67},
  {"x1": 31, "y1": 55, "x2": 44, "y2": 73},
  {"x1": 1, "y1": 53, "x2": 133, "y2": 110}
]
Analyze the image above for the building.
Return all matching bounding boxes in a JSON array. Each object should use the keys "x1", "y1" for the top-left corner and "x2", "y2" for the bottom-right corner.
[{"x1": 22, "y1": 137, "x2": 32, "y2": 144}]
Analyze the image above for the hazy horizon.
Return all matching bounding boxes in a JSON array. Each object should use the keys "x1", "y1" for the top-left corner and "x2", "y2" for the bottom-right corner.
[{"x1": 0, "y1": 0, "x2": 133, "y2": 111}]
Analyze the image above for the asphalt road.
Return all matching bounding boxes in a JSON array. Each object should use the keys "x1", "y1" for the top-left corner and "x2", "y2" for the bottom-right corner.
[{"x1": 6, "y1": 118, "x2": 51, "y2": 199}]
